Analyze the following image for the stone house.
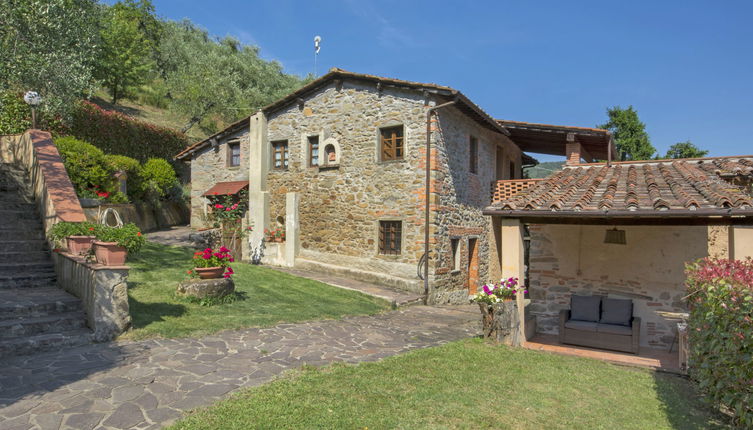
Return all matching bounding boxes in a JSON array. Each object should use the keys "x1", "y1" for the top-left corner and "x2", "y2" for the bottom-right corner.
[
  {"x1": 484, "y1": 155, "x2": 753, "y2": 348},
  {"x1": 176, "y1": 68, "x2": 553, "y2": 303}
]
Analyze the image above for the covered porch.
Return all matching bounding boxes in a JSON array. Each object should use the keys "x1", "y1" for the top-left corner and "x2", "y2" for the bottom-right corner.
[{"x1": 484, "y1": 156, "x2": 753, "y2": 370}]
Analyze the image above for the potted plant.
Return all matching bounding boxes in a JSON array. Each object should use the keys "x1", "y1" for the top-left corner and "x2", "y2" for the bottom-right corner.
[
  {"x1": 49, "y1": 221, "x2": 98, "y2": 255},
  {"x1": 189, "y1": 246, "x2": 235, "y2": 279},
  {"x1": 93, "y1": 223, "x2": 145, "y2": 265},
  {"x1": 471, "y1": 277, "x2": 527, "y2": 341}
]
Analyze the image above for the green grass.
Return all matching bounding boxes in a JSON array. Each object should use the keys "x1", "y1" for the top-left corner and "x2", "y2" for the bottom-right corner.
[
  {"x1": 123, "y1": 242, "x2": 390, "y2": 340},
  {"x1": 171, "y1": 339, "x2": 727, "y2": 430}
]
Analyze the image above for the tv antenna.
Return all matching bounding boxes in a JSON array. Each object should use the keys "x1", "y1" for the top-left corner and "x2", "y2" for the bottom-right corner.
[{"x1": 314, "y1": 35, "x2": 321, "y2": 76}]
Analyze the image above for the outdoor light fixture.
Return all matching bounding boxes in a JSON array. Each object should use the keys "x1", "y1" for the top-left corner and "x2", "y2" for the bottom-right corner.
[
  {"x1": 604, "y1": 227, "x2": 627, "y2": 245},
  {"x1": 23, "y1": 91, "x2": 42, "y2": 129}
]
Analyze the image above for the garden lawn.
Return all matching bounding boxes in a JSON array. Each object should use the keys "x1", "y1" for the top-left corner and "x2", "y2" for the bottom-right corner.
[
  {"x1": 124, "y1": 242, "x2": 389, "y2": 340},
  {"x1": 171, "y1": 339, "x2": 727, "y2": 430}
]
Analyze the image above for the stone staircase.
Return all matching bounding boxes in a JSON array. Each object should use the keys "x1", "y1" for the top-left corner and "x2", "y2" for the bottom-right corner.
[{"x1": 0, "y1": 163, "x2": 91, "y2": 359}]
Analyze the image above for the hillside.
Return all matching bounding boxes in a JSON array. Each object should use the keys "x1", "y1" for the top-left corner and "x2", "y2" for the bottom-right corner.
[{"x1": 524, "y1": 161, "x2": 564, "y2": 179}]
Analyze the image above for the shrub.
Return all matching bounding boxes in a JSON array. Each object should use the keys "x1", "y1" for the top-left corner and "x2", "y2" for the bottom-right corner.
[
  {"x1": 139, "y1": 158, "x2": 178, "y2": 198},
  {"x1": 69, "y1": 100, "x2": 191, "y2": 163},
  {"x1": 685, "y1": 257, "x2": 753, "y2": 427},
  {"x1": 54, "y1": 136, "x2": 114, "y2": 196},
  {"x1": 95, "y1": 223, "x2": 145, "y2": 254},
  {"x1": 105, "y1": 154, "x2": 142, "y2": 201},
  {"x1": 48, "y1": 221, "x2": 98, "y2": 243},
  {"x1": 0, "y1": 91, "x2": 31, "y2": 135}
]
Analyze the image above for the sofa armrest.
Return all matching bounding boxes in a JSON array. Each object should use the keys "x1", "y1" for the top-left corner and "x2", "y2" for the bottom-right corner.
[
  {"x1": 631, "y1": 316, "x2": 641, "y2": 354},
  {"x1": 559, "y1": 309, "x2": 570, "y2": 343}
]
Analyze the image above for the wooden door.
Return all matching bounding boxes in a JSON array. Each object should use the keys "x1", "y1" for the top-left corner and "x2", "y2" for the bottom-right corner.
[{"x1": 468, "y1": 238, "x2": 479, "y2": 294}]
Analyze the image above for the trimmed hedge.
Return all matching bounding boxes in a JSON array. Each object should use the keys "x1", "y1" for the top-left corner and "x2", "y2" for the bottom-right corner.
[
  {"x1": 685, "y1": 257, "x2": 753, "y2": 427},
  {"x1": 69, "y1": 100, "x2": 191, "y2": 162},
  {"x1": 54, "y1": 136, "x2": 114, "y2": 197}
]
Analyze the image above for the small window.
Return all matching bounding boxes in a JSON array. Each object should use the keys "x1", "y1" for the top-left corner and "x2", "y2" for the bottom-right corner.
[
  {"x1": 379, "y1": 220, "x2": 402, "y2": 255},
  {"x1": 450, "y1": 238, "x2": 460, "y2": 270},
  {"x1": 227, "y1": 141, "x2": 241, "y2": 167},
  {"x1": 469, "y1": 136, "x2": 478, "y2": 174},
  {"x1": 380, "y1": 125, "x2": 404, "y2": 161},
  {"x1": 272, "y1": 140, "x2": 289, "y2": 170},
  {"x1": 509, "y1": 161, "x2": 516, "y2": 179},
  {"x1": 308, "y1": 135, "x2": 319, "y2": 167}
]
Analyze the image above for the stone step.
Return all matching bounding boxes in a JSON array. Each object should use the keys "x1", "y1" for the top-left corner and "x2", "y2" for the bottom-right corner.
[
  {"x1": 0, "y1": 191, "x2": 33, "y2": 202},
  {"x1": 0, "y1": 311, "x2": 88, "y2": 339},
  {"x1": 0, "y1": 240, "x2": 50, "y2": 253},
  {"x1": 0, "y1": 208, "x2": 41, "y2": 222},
  {"x1": 0, "y1": 262, "x2": 54, "y2": 277},
  {"x1": 0, "y1": 287, "x2": 82, "y2": 320},
  {"x1": 0, "y1": 271, "x2": 57, "y2": 289},
  {"x1": 0, "y1": 328, "x2": 92, "y2": 359},
  {"x1": 0, "y1": 229, "x2": 45, "y2": 241},
  {"x1": 294, "y1": 258, "x2": 424, "y2": 294},
  {"x1": 0, "y1": 219, "x2": 46, "y2": 230},
  {"x1": 0, "y1": 251, "x2": 52, "y2": 263}
]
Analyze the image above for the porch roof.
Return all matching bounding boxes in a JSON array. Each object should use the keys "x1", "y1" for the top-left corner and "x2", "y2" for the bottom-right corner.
[
  {"x1": 484, "y1": 156, "x2": 753, "y2": 221},
  {"x1": 497, "y1": 120, "x2": 615, "y2": 160},
  {"x1": 202, "y1": 181, "x2": 249, "y2": 197}
]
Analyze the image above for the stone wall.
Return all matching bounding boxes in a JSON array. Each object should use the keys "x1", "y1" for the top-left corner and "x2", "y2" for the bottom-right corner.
[
  {"x1": 429, "y1": 108, "x2": 522, "y2": 304},
  {"x1": 527, "y1": 224, "x2": 708, "y2": 348},
  {"x1": 189, "y1": 129, "x2": 250, "y2": 228},
  {"x1": 264, "y1": 81, "x2": 429, "y2": 281}
]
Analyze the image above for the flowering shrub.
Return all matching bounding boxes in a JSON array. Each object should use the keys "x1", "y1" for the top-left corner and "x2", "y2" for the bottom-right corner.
[
  {"x1": 471, "y1": 277, "x2": 526, "y2": 306},
  {"x1": 685, "y1": 257, "x2": 753, "y2": 427},
  {"x1": 68, "y1": 101, "x2": 190, "y2": 163},
  {"x1": 190, "y1": 247, "x2": 235, "y2": 278},
  {"x1": 48, "y1": 221, "x2": 98, "y2": 244},
  {"x1": 94, "y1": 223, "x2": 145, "y2": 254}
]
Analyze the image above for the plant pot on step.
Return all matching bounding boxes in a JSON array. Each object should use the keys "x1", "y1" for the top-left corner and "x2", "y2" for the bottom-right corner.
[
  {"x1": 93, "y1": 241, "x2": 128, "y2": 266},
  {"x1": 66, "y1": 235, "x2": 95, "y2": 255},
  {"x1": 194, "y1": 266, "x2": 225, "y2": 279}
]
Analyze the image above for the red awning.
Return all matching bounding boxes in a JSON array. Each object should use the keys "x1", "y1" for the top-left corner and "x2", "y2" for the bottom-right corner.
[{"x1": 202, "y1": 181, "x2": 249, "y2": 197}]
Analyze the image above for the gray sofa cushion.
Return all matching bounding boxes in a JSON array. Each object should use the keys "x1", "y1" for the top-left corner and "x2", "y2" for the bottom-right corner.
[
  {"x1": 596, "y1": 323, "x2": 632, "y2": 336},
  {"x1": 570, "y1": 295, "x2": 601, "y2": 322},
  {"x1": 600, "y1": 298, "x2": 633, "y2": 326},
  {"x1": 564, "y1": 320, "x2": 598, "y2": 332}
]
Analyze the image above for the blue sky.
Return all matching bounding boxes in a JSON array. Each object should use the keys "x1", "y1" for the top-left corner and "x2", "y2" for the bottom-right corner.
[{"x1": 146, "y1": 0, "x2": 753, "y2": 160}]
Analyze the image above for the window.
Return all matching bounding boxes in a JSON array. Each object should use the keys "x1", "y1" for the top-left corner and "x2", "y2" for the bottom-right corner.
[
  {"x1": 378, "y1": 220, "x2": 402, "y2": 255},
  {"x1": 272, "y1": 140, "x2": 288, "y2": 170},
  {"x1": 380, "y1": 125, "x2": 404, "y2": 161},
  {"x1": 469, "y1": 136, "x2": 478, "y2": 174},
  {"x1": 227, "y1": 141, "x2": 241, "y2": 167},
  {"x1": 450, "y1": 238, "x2": 460, "y2": 270},
  {"x1": 509, "y1": 161, "x2": 516, "y2": 179},
  {"x1": 308, "y1": 135, "x2": 319, "y2": 167}
]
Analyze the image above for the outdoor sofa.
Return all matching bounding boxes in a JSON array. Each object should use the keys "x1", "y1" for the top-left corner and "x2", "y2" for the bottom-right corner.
[{"x1": 559, "y1": 295, "x2": 640, "y2": 354}]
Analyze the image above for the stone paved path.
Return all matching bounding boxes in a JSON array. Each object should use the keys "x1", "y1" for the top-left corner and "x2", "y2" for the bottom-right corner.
[
  {"x1": 144, "y1": 226, "x2": 195, "y2": 248},
  {"x1": 0, "y1": 305, "x2": 479, "y2": 430}
]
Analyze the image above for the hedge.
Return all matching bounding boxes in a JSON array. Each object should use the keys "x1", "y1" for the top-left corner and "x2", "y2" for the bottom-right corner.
[
  {"x1": 685, "y1": 257, "x2": 753, "y2": 427},
  {"x1": 68, "y1": 100, "x2": 191, "y2": 163}
]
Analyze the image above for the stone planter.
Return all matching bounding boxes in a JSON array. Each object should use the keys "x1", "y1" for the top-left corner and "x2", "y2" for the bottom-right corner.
[
  {"x1": 479, "y1": 301, "x2": 522, "y2": 346},
  {"x1": 79, "y1": 198, "x2": 102, "y2": 208},
  {"x1": 66, "y1": 235, "x2": 95, "y2": 255},
  {"x1": 93, "y1": 241, "x2": 127, "y2": 266},
  {"x1": 177, "y1": 277, "x2": 234, "y2": 299},
  {"x1": 194, "y1": 266, "x2": 225, "y2": 279}
]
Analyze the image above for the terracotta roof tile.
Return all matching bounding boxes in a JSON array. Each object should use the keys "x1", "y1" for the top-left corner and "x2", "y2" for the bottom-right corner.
[
  {"x1": 489, "y1": 156, "x2": 753, "y2": 217},
  {"x1": 202, "y1": 181, "x2": 249, "y2": 197}
]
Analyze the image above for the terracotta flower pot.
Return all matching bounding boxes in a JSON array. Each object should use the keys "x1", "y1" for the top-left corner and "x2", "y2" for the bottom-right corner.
[
  {"x1": 93, "y1": 241, "x2": 127, "y2": 266},
  {"x1": 66, "y1": 236, "x2": 96, "y2": 255},
  {"x1": 275, "y1": 237, "x2": 284, "y2": 243},
  {"x1": 194, "y1": 266, "x2": 225, "y2": 279}
]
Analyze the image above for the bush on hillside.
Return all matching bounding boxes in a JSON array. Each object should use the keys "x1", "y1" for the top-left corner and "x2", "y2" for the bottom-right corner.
[
  {"x1": 139, "y1": 158, "x2": 178, "y2": 199},
  {"x1": 54, "y1": 136, "x2": 114, "y2": 197},
  {"x1": 685, "y1": 257, "x2": 753, "y2": 427},
  {"x1": 69, "y1": 100, "x2": 191, "y2": 163},
  {"x1": 105, "y1": 154, "x2": 142, "y2": 200}
]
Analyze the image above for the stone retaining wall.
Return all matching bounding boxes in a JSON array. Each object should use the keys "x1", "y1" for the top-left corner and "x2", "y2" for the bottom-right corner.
[{"x1": 52, "y1": 252, "x2": 130, "y2": 342}]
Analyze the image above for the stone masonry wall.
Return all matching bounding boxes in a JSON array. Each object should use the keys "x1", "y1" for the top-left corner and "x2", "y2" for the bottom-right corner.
[
  {"x1": 264, "y1": 82, "x2": 429, "y2": 279},
  {"x1": 429, "y1": 108, "x2": 522, "y2": 304},
  {"x1": 190, "y1": 129, "x2": 250, "y2": 228},
  {"x1": 528, "y1": 224, "x2": 708, "y2": 348}
]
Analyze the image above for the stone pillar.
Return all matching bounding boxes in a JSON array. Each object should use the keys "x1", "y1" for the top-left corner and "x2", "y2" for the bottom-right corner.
[
  {"x1": 500, "y1": 218, "x2": 526, "y2": 346},
  {"x1": 247, "y1": 110, "x2": 269, "y2": 262},
  {"x1": 565, "y1": 133, "x2": 593, "y2": 165},
  {"x1": 285, "y1": 192, "x2": 299, "y2": 267},
  {"x1": 707, "y1": 225, "x2": 731, "y2": 259}
]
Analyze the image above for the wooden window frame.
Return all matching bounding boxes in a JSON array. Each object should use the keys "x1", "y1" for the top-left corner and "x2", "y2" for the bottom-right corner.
[
  {"x1": 378, "y1": 220, "x2": 402, "y2": 255},
  {"x1": 271, "y1": 140, "x2": 289, "y2": 170},
  {"x1": 308, "y1": 135, "x2": 319, "y2": 167},
  {"x1": 379, "y1": 125, "x2": 405, "y2": 162},
  {"x1": 227, "y1": 141, "x2": 241, "y2": 167},
  {"x1": 469, "y1": 135, "x2": 478, "y2": 174}
]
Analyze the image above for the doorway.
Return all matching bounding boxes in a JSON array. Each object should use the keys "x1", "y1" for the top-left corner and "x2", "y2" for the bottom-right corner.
[{"x1": 468, "y1": 238, "x2": 479, "y2": 294}]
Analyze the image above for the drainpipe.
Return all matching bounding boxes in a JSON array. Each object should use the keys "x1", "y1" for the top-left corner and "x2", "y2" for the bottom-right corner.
[{"x1": 422, "y1": 98, "x2": 456, "y2": 304}]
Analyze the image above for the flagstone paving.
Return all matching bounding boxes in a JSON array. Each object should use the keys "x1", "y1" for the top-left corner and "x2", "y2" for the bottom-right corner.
[{"x1": 0, "y1": 305, "x2": 479, "y2": 430}]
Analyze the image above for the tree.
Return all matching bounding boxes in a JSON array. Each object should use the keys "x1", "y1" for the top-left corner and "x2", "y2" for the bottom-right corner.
[
  {"x1": 664, "y1": 141, "x2": 709, "y2": 159},
  {"x1": 96, "y1": 0, "x2": 160, "y2": 104},
  {"x1": 158, "y1": 20, "x2": 307, "y2": 134},
  {"x1": 597, "y1": 106, "x2": 657, "y2": 161},
  {"x1": 0, "y1": 0, "x2": 100, "y2": 117}
]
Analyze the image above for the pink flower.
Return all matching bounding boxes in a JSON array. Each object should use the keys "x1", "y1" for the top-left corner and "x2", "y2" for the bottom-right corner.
[
  {"x1": 215, "y1": 204, "x2": 224, "y2": 209},
  {"x1": 219, "y1": 246, "x2": 230, "y2": 253}
]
